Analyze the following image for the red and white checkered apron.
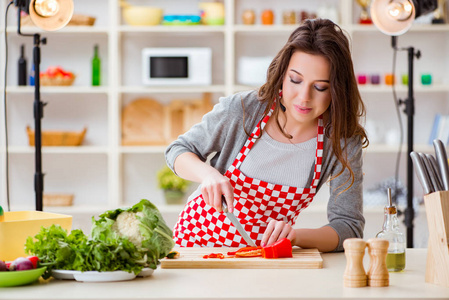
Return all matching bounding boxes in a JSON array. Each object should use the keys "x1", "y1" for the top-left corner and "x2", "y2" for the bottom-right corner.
[{"x1": 173, "y1": 106, "x2": 324, "y2": 247}]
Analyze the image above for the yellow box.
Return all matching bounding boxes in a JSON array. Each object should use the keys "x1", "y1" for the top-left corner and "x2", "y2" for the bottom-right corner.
[{"x1": 0, "y1": 211, "x2": 72, "y2": 261}]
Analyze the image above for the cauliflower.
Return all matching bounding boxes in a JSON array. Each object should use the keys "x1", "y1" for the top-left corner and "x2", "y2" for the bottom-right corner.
[
  {"x1": 91, "y1": 199, "x2": 175, "y2": 269},
  {"x1": 112, "y1": 211, "x2": 144, "y2": 247}
]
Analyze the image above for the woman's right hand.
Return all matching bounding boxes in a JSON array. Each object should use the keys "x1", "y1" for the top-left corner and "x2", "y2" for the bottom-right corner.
[
  {"x1": 173, "y1": 152, "x2": 234, "y2": 212},
  {"x1": 200, "y1": 169, "x2": 234, "y2": 213}
]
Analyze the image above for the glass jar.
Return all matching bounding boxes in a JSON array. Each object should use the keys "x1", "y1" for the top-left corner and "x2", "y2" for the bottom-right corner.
[{"x1": 376, "y1": 188, "x2": 406, "y2": 272}]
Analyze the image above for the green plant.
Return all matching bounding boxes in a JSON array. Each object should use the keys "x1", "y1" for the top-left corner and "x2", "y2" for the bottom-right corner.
[{"x1": 157, "y1": 166, "x2": 190, "y2": 193}]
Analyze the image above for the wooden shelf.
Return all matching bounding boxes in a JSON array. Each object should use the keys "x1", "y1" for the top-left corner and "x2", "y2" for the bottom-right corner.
[
  {"x1": 6, "y1": 86, "x2": 109, "y2": 94},
  {"x1": 6, "y1": 26, "x2": 109, "y2": 34},
  {"x1": 364, "y1": 144, "x2": 435, "y2": 154},
  {"x1": 7, "y1": 146, "x2": 109, "y2": 154},
  {"x1": 119, "y1": 25, "x2": 225, "y2": 33},
  {"x1": 119, "y1": 85, "x2": 226, "y2": 94}
]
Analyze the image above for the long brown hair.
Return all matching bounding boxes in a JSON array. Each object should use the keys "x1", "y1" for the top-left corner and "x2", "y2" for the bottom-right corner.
[{"x1": 258, "y1": 18, "x2": 369, "y2": 192}]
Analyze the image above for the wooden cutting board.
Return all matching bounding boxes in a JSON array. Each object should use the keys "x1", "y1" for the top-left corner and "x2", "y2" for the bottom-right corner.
[
  {"x1": 161, "y1": 247, "x2": 323, "y2": 269},
  {"x1": 122, "y1": 98, "x2": 166, "y2": 145}
]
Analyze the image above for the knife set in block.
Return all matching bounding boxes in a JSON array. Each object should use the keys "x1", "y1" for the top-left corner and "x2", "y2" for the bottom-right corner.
[{"x1": 423, "y1": 191, "x2": 449, "y2": 287}]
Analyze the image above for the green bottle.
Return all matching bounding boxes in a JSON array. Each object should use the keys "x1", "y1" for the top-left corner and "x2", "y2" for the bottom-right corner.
[
  {"x1": 0, "y1": 205, "x2": 4, "y2": 222},
  {"x1": 92, "y1": 44, "x2": 101, "y2": 86}
]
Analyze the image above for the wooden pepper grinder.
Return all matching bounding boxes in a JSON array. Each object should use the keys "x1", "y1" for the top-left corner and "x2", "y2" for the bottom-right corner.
[
  {"x1": 367, "y1": 238, "x2": 389, "y2": 287},
  {"x1": 343, "y1": 238, "x2": 367, "y2": 287}
]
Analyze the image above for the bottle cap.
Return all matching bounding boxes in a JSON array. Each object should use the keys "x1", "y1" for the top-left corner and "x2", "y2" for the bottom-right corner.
[{"x1": 385, "y1": 188, "x2": 397, "y2": 214}]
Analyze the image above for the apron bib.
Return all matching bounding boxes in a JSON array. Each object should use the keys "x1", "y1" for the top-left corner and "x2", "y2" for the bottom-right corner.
[{"x1": 173, "y1": 105, "x2": 324, "y2": 247}]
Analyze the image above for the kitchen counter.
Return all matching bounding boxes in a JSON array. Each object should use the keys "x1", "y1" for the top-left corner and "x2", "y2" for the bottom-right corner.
[{"x1": 1, "y1": 249, "x2": 448, "y2": 300}]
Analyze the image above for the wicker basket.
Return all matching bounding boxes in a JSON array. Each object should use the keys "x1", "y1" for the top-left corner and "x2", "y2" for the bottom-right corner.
[
  {"x1": 43, "y1": 194, "x2": 74, "y2": 206},
  {"x1": 26, "y1": 126, "x2": 87, "y2": 146},
  {"x1": 40, "y1": 75, "x2": 76, "y2": 86},
  {"x1": 69, "y1": 15, "x2": 96, "y2": 26}
]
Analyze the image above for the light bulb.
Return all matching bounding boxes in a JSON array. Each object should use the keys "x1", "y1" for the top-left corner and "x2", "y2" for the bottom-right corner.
[
  {"x1": 34, "y1": 0, "x2": 60, "y2": 17},
  {"x1": 387, "y1": 0, "x2": 414, "y2": 21}
]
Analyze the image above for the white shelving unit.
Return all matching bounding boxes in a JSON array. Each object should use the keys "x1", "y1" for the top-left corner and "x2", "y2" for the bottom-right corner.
[{"x1": 0, "y1": 1, "x2": 447, "y2": 241}]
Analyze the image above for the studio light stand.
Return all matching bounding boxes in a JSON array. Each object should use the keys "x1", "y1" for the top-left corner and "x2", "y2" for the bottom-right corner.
[
  {"x1": 392, "y1": 36, "x2": 421, "y2": 247},
  {"x1": 371, "y1": 0, "x2": 438, "y2": 248},
  {"x1": 16, "y1": 7, "x2": 46, "y2": 211},
  {"x1": 12, "y1": 0, "x2": 73, "y2": 211}
]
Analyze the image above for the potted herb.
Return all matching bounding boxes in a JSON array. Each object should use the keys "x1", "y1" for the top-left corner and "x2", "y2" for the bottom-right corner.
[{"x1": 157, "y1": 166, "x2": 190, "y2": 205}]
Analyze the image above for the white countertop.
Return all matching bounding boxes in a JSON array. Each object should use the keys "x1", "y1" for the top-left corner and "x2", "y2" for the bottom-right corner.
[{"x1": 2, "y1": 249, "x2": 448, "y2": 300}]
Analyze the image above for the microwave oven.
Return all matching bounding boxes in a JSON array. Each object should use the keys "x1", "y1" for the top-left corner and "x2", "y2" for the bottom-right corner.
[{"x1": 142, "y1": 47, "x2": 212, "y2": 86}]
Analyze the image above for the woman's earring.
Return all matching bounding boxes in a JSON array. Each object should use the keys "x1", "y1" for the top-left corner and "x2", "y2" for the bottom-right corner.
[{"x1": 279, "y1": 90, "x2": 283, "y2": 98}]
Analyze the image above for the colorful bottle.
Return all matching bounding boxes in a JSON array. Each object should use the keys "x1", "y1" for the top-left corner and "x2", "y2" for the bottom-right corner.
[
  {"x1": 29, "y1": 63, "x2": 35, "y2": 86},
  {"x1": 376, "y1": 188, "x2": 406, "y2": 272},
  {"x1": 18, "y1": 44, "x2": 27, "y2": 86},
  {"x1": 0, "y1": 205, "x2": 4, "y2": 222},
  {"x1": 92, "y1": 44, "x2": 101, "y2": 86}
]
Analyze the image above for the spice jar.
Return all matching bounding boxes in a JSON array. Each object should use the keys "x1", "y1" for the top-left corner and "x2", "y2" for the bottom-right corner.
[
  {"x1": 261, "y1": 9, "x2": 274, "y2": 25},
  {"x1": 242, "y1": 9, "x2": 256, "y2": 25},
  {"x1": 282, "y1": 10, "x2": 296, "y2": 25}
]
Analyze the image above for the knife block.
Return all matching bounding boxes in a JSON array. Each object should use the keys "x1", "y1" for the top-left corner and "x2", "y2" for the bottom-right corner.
[{"x1": 423, "y1": 191, "x2": 449, "y2": 287}]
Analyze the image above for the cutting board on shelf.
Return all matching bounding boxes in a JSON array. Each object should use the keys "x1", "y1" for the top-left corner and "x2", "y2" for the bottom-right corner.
[
  {"x1": 121, "y1": 98, "x2": 166, "y2": 145},
  {"x1": 161, "y1": 247, "x2": 323, "y2": 269}
]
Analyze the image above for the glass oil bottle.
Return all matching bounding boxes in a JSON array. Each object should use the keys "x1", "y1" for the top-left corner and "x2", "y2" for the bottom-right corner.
[{"x1": 376, "y1": 188, "x2": 406, "y2": 272}]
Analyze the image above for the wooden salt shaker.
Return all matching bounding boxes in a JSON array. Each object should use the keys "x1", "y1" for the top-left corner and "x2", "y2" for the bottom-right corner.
[
  {"x1": 367, "y1": 238, "x2": 389, "y2": 287},
  {"x1": 343, "y1": 238, "x2": 367, "y2": 287}
]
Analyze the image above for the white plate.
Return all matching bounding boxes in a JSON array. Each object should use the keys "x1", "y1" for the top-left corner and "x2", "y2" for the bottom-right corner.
[
  {"x1": 52, "y1": 268, "x2": 154, "y2": 281},
  {"x1": 137, "y1": 268, "x2": 154, "y2": 277},
  {"x1": 73, "y1": 270, "x2": 136, "y2": 282},
  {"x1": 52, "y1": 270, "x2": 81, "y2": 280}
]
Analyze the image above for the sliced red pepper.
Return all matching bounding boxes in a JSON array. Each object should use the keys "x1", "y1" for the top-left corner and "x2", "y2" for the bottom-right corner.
[
  {"x1": 262, "y1": 238, "x2": 293, "y2": 259},
  {"x1": 234, "y1": 246, "x2": 263, "y2": 257},
  {"x1": 26, "y1": 256, "x2": 39, "y2": 268},
  {"x1": 203, "y1": 253, "x2": 225, "y2": 259}
]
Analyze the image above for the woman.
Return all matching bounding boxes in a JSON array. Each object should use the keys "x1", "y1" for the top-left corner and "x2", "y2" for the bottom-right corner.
[{"x1": 165, "y1": 18, "x2": 368, "y2": 252}]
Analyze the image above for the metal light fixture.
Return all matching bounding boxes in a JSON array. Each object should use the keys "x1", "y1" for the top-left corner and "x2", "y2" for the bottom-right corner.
[
  {"x1": 371, "y1": 0, "x2": 438, "y2": 35},
  {"x1": 29, "y1": 0, "x2": 74, "y2": 31},
  {"x1": 370, "y1": 0, "x2": 437, "y2": 248},
  {"x1": 12, "y1": 0, "x2": 73, "y2": 211}
]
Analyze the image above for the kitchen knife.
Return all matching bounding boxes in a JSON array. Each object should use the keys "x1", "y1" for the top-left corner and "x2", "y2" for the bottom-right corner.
[
  {"x1": 221, "y1": 197, "x2": 257, "y2": 247},
  {"x1": 433, "y1": 139, "x2": 449, "y2": 191},
  {"x1": 419, "y1": 153, "x2": 439, "y2": 192},
  {"x1": 425, "y1": 154, "x2": 444, "y2": 191},
  {"x1": 410, "y1": 151, "x2": 433, "y2": 195}
]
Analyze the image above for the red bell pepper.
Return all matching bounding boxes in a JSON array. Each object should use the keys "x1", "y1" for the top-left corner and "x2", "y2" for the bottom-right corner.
[
  {"x1": 234, "y1": 246, "x2": 263, "y2": 257},
  {"x1": 26, "y1": 256, "x2": 39, "y2": 268},
  {"x1": 203, "y1": 253, "x2": 225, "y2": 259},
  {"x1": 262, "y1": 238, "x2": 293, "y2": 259}
]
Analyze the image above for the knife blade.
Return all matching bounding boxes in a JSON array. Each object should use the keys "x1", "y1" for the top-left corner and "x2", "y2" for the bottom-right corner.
[
  {"x1": 433, "y1": 139, "x2": 449, "y2": 191},
  {"x1": 221, "y1": 197, "x2": 256, "y2": 247},
  {"x1": 410, "y1": 151, "x2": 433, "y2": 195}
]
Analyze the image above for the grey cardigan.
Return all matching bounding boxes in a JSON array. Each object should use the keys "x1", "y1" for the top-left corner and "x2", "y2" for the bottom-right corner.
[{"x1": 165, "y1": 90, "x2": 365, "y2": 252}]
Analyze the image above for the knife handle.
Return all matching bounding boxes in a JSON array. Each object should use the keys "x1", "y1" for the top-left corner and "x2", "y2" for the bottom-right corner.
[
  {"x1": 425, "y1": 154, "x2": 444, "y2": 191},
  {"x1": 433, "y1": 140, "x2": 449, "y2": 191},
  {"x1": 410, "y1": 151, "x2": 432, "y2": 195},
  {"x1": 418, "y1": 153, "x2": 436, "y2": 193},
  {"x1": 221, "y1": 195, "x2": 228, "y2": 213}
]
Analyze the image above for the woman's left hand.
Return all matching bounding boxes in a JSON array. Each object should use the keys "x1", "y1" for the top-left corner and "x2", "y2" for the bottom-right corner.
[{"x1": 261, "y1": 219, "x2": 296, "y2": 247}]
